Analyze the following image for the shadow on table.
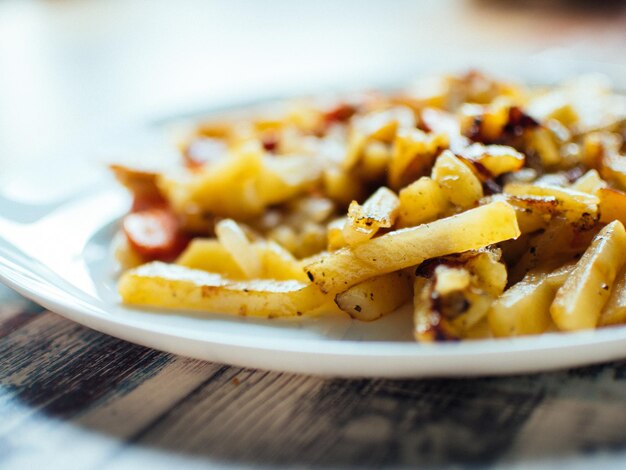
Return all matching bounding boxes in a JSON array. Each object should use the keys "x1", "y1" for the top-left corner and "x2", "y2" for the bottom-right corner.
[{"x1": 1, "y1": 304, "x2": 626, "y2": 468}]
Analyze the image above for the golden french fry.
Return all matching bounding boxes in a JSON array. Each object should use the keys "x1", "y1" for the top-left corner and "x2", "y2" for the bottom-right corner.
[
  {"x1": 305, "y1": 201, "x2": 520, "y2": 294},
  {"x1": 551, "y1": 221, "x2": 626, "y2": 330},
  {"x1": 119, "y1": 262, "x2": 327, "y2": 317},
  {"x1": 335, "y1": 271, "x2": 412, "y2": 321}
]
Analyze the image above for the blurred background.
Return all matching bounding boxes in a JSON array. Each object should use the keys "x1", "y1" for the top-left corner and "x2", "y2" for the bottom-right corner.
[{"x1": 1, "y1": 0, "x2": 625, "y2": 202}]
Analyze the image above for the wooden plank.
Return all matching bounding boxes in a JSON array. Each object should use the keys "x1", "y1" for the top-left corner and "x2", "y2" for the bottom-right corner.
[
  {"x1": 0, "y1": 288, "x2": 625, "y2": 468},
  {"x1": 0, "y1": 309, "x2": 223, "y2": 468}
]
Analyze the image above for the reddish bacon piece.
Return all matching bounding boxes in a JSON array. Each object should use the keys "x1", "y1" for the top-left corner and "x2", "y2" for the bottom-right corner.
[
  {"x1": 123, "y1": 208, "x2": 189, "y2": 262},
  {"x1": 323, "y1": 103, "x2": 357, "y2": 125}
]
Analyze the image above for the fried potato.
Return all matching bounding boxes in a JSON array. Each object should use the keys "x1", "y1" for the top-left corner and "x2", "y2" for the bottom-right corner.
[
  {"x1": 432, "y1": 150, "x2": 483, "y2": 209},
  {"x1": 161, "y1": 143, "x2": 322, "y2": 221},
  {"x1": 551, "y1": 221, "x2": 626, "y2": 330},
  {"x1": 305, "y1": 201, "x2": 520, "y2": 294},
  {"x1": 460, "y1": 144, "x2": 525, "y2": 177},
  {"x1": 463, "y1": 250, "x2": 507, "y2": 297},
  {"x1": 529, "y1": 127, "x2": 561, "y2": 167},
  {"x1": 335, "y1": 271, "x2": 412, "y2": 321},
  {"x1": 413, "y1": 277, "x2": 448, "y2": 341},
  {"x1": 413, "y1": 264, "x2": 494, "y2": 342},
  {"x1": 598, "y1": 264, "x2": 626, "y2": 326},
  {"x1": 598, "y1": 187, "x2": 626, "y2": 226},
  {"x1": 504, "y1": 182, "x2": 598, "y2": 227},
  {"x1": 258, "y1": 154, "x2": 323, "y2": 204},
  {"x1": 489, "y1": 194, "x2": 560, "y2": 234},
  {"x1": 114, "y1": 71, "x2": 626, "y2": 340},
  {"x1": 397, "y1": 177, "x2": 449, "y2": 228},
  {"x1": 177, "y1": 237, "x2": 307, "y2": 281},
  {"x1": 343, "y1": 107, "x2": 416, "y2": 170},
  {"x1": 177, "y1": 238, "x2": 246, "y2": 279},
  {"x1": 119, "y1": 262, "x2": 326, "y2": 317},
  {"x1": 571, "y1": 169, "x2": 606, "y2": 194},
  {"x1": 388, "y1": 128, "x2": 447, "y2": 190},
  {"x1": 360, "y1": 141, "x2": 392, "y2": 181},
  {"x1": 342, "y1": 187, "x2": 400, "y2": 245},
  {"x1": 488, "y1": 263, "x2": 573, "y2": 337},
  {"x1": 161, "y1": 144, "x2": 265, "y2": 219},
  {"x1": 215, "y1": 219, "x2": 262, "y2": 278},
  {"x1": 509, "y1": 219, "x2": 597, "y2": 284},
  {"x1": 258, "y1": 240, "x2": 309, "y2": 281},
  {"x1": 327, "y1": 217, "x2": 348, "y2": 251},
  {"x1": 323, "y1": 167, "x2": 366, "y2": 206}
]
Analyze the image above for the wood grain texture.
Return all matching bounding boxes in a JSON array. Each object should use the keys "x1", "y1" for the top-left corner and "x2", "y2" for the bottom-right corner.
[{"x1": 1, "y1": 284, "x2": 626, "y2": 469}]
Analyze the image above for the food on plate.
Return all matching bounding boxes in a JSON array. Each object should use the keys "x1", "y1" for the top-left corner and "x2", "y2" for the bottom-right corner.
[{"x1": 114, "y1": 70, "x2": 626, "y2": 341}]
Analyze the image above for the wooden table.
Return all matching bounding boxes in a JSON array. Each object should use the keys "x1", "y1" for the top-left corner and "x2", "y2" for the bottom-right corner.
[
  {"x1": 1, "y1": 1, "x2": 626, "y2": 468},
  {"x1": 2, "y1": 284, "x2": 626, "y2": 469}
]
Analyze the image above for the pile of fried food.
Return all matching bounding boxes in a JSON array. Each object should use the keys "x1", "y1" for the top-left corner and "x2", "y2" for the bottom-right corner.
[{"x1": 113, "y1": 71, "x2": 626, "y2": 341}]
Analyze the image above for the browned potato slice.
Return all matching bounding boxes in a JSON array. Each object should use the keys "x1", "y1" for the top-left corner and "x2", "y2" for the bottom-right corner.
[
  {"x1": 463, "y1": 250, "x2": 507, "y2": 297},
  {"x1": 460, "y1": 144, "x2": 525, "y2": 177},
  {"x1": 598, "y1": 264, "x2": 626, "y2": 326},
  {"x1": 343, "y1": 187, "x2": 399, "y2": 245},
  {"x1": 413, "y1": 264, "x2": 494, "y2": 342},
  {"x1": 413, "y1": 277, "x2": 448, "y2": 341},
  {"x1": 388, "y1": 128, "x2": 447, "y2": 190},
  {"x1": 488, "y1": 264, "x2": 573, "y2": 337},
  {"x1": 432, "y1": 150, "x2": 483, "y2": 209},
  {"x1": 509, "y1": 220, "x2": 597, "y2": 284},
  {"x1": 397, "y1": 177, "x2": 449, "y2": 228},
  {"x1": 335, "y1": 271, "x2": 412, "y2": 321},
  {"x1": 305, "y1": 201, "x2": 520, "y2": 294},
  {"x1": 119, "y1": 262, "x2": 326, "y2": 317},
  {"x1": 492, "y1": 194, "x2": 560, "y2": 234},
  {"x1": 551, "y1": 221, "x2": 626, "y2": 330},
  {"x1": 504, "y1": 182, "x2": 598, "y2": 227}
]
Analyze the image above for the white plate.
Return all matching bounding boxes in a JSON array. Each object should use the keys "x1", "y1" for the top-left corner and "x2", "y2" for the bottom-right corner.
[
  {"x1": 2, "y1": 58, "x2": 626, "y2": 378},
  {"x1": 2, "y1": 171, "x2": 626, "y2": 379}
]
